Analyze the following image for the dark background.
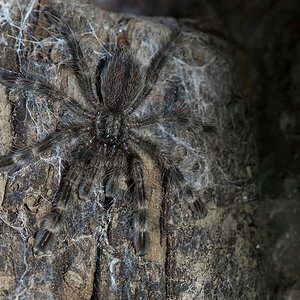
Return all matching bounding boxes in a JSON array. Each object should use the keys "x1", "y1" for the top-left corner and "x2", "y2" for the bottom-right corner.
[{"x1": 92, "y1": 0, "x2": 299, "y2": 298}]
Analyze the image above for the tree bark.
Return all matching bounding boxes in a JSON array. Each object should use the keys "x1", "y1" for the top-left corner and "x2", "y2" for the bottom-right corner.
[{"x1": 0, "y1": 0, "x2": 266, "y2": 299}]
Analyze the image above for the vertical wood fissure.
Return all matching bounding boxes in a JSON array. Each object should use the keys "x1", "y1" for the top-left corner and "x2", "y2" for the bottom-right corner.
[{"x1": 90, "y1": 246, "x2": 101, "y2": 300}]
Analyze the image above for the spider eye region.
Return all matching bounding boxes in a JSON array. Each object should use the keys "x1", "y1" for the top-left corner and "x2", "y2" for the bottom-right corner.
[{"x1": 95, "y1": 113, "x2": 125, "y2": 144}]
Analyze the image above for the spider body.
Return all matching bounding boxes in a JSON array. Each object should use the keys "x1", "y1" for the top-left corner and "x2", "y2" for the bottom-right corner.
[
  {"x1": 0, "y1": 8, "x2": 208, "y2": 257},
  {"x1": 94, "y1": 48, "x2": 143, "y2": 145}
]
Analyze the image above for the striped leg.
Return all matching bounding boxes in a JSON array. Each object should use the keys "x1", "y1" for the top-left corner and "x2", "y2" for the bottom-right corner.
[
  {"x1": 129, "y1": 136, "x2": 207, "y2": 218},
  {"x1": 44, "y1": 8, "x2": 97, "y2": 105},
  {"x1": 129, "y1": 105, "x2": 217, "y2": 135},
  {"x1": 0, "y1": 69, "x2": 92, "y2": 116},
  {"x1": 105, "y1": 150, "x2": 127, "y2": 199},
  {"x1": 0, "y1": 129, "x2": 78, "y2": 173},
  {"x1": 127, "y1": 29, "x2": 184, "y2": 113},
  {"x1": 131, "y1": 156, "x2": 149, "y2": 256},
  {"x1": 33, "y1": 149, "x2": 88, "y2": 255},
  {"x1": 78, "y1": 154, "x2": 104, "y2": 202}
]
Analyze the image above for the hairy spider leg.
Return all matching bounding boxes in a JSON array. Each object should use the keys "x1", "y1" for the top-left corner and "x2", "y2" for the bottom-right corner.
[
  {"x1": 94, "y1": 57, "x2": 106, "y2": 105},
  {"x1": 129, "y1": 154, "x2": 150, "y2": 256},
  {"x1": 127, "y1": 29, "x2": 184, "y2": 114},
  {"x1": 129, "y1": 135, "x2": 207, "y2": 218},
  {"x1": 44, "y1": 8, "x2": 98, "y2": 108},
  {"x1": 77, "y1": 148, "x2": 127, "y2": 203},
  {"x1": 129, "y1": 104, "x2": 192, "y2": 128},
  {"x1": 129, "y1": 105, "x2": 217, "y2": 143},
  {"x1": 0, "y1": 129, "x2": 80, "y2": 173},
  {"x1": 34, "y1": 148, "x2": 89, "y2": 254},
  {"x1": 0, "y1": 69, "x2": 93, "y2": 117},
  {"x1": 105, "y1": 149, "x2": 128, "y2": 199},
  {"x1": 78, "y1": 153, "x2": 104, "y2": 201}
]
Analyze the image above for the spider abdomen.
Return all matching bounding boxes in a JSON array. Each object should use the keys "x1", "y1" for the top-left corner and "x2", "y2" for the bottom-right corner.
[{"x1": 100, "y1": 48, "x2": 143, "y2": 112}]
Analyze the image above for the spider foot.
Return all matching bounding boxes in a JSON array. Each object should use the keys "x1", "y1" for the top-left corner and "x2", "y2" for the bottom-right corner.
[
  {"x1": 134, "y1": 230, "x2": 150, "y2": 256},
  {"x1": 0, "y1": 154, "x2": 15, "y2": 171},
  {"x1": 33, "y1": 229, "x2": 56, "y2": 255},
  {"x1": 33, "y1": 208, "x2": 62, "y2": 255},
  {"x1": 0, "y1": 149, "x2": 32, "y2": 173},
  {"x1": 185, "y1": 188, "x2": 207, "y2": 218},
  {"x1": 189, "y1": 198, "x2": 207, "y2": 218}
]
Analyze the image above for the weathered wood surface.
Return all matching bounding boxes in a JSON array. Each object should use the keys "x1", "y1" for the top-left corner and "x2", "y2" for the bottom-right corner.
[{"x1": 0, "y1": 0, "x2": 265, "y2": 299}]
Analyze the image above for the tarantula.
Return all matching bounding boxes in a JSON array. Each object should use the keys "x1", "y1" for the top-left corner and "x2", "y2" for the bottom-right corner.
[{"x1": 0, "y1": 8, "x2": 207, "y2": 256}]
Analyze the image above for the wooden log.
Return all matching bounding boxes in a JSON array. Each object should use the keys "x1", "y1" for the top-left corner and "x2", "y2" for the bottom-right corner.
[{"x1": 0, "y1": 0, "x2": 266, "y2": 298}]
